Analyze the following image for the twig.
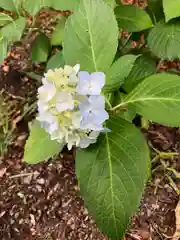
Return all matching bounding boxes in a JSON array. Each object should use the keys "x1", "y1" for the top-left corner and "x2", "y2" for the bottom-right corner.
[
  {"x1": 126, "y1": 233, "x2": 141, "y2": 240},
  {"x1": 156, "y1": 60, "x2": 163, "y2": 73},
  {"x1": 9, "y1": 172, "x2": 38, "y2": 179},
  {"x1": 119, "y1": 33, "x2": 132, "y2": 51},
  {"x1": 173, "y1": 200, "x2": 180, "y2": 240}
]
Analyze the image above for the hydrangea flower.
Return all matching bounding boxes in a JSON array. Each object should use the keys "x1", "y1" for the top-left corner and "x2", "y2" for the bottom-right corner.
[
  {"x1": 76, "y1": 71, "x2": 105, "y2": 95},
  {"x1": 56, "y1": 92, "x2": 74, "y2": 111},
  {"x1": 79, "y1": 95, "x2": 109, "y2": 130},
  {"x1": 37, "y1": 65, "x2": 109, "y2": 150},
  {"x1": 79, "y1": 131, "x2": 100, "y2": 148}
]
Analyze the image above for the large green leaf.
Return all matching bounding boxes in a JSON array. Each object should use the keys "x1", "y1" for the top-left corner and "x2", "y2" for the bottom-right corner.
[
  {"x1": 0, "y1": 13, "x2": 13, "y2": 27},
  {"x1": 51, "y1": 16, "x2": 67, "y2": 46},
  {"x1": 104, "y1": 54, "x2": 138, "y2": 92},
  {"x1": 22, "y1": 0, "x2": 51, "y2": 16},
  {"x1": 115, "y1": 4, "x2": 153, "y2": 32},
  {"x1": 63, "y1": 0, "x2": 119, "y2": 72},
  {"x1": 46, "y1": 51, "x2": 65, "y2": 70},
  {"x1": 12, "y1": 0, "x2": 23, "y2": 11},
  {"x1": 76, "y1": 116, "x2": 150, "y2": 240},
  {"x1": 104, "y1": 0, "x2": 116, "y2": 8},
  {"x1": 114, "y1": 73, "x2": 180, "y2": 127},
  {"x1": 0, "y1": 0, "x2": 16, "y2": 11},
  {"x1": 163, "y1": 0, "x2": 180, "y2": 22},
  {"x1": 31, "y1": 33, "x2": 50, "y2": 63},
  {"x1": 51, "y1": 0, "x2": 114, "y2": 11},
  {"x1": 0, "y1": 38, "x2": 8, "y2": 64},
  {"x1": 123, "y1": 54, "x2": 156, "y2": 93},
  {"x1": 51, "y1": 0, "x2": 80, "y2": 10},
  {"x1": 148, "y1": 21, "x2": 180, "y2": 60},
  {"x1": 0, "y1": 17, "x2": 26, "y2": 42},
  {"x1": 24, "y1": 120, "x2": 63, "y2": 164}
]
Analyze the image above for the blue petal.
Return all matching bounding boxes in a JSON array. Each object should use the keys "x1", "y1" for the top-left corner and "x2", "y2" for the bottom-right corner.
[
  {"x1": 90, "y1": 72, "x2": 105, "y2": 87},
  {"x1": 76, "y1": 71, "x2": 91, "y2": 95},
  {"x1": 88, "y1": 95, "x2": 105, "y2": 109}
]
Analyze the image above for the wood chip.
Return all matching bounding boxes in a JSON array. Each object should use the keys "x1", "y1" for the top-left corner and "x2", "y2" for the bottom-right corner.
[
  {"x1": 173, "y1": 200, "x2": 180, "y2": 240},
  {"x1": 0, "y1": 167, "x2": 7, "y2": 178}
]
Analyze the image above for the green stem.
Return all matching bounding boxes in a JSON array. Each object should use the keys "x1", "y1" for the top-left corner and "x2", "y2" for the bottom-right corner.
[
  {"x1": 110, "y1": 102, "x2": 125, "y2": 111},
  {"x1": 159, "y1": 152, "x2": 178, "y2": 159},
  {"x1": 24, "y1": 72, "x2": 42, "y2": 83},
  {"x1": 105, "y1": 96, "x2": 112, "y2": 109},
  {"x1": 151, "y1": 12, "x2": 157, "y2": 25},
  {"x1": 119, "y1": 33, "x2": 132, "y2": 51}
]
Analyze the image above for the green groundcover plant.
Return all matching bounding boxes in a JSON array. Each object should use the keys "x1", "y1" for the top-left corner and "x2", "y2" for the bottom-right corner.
[{"x1": 1, "y1": 0, "x2": 180, "y2": 239}]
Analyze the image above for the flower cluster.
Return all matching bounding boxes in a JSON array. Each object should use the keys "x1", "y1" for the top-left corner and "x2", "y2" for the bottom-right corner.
[{"x1": 37, "y1": 64, "x2": 109, "y2": 150}]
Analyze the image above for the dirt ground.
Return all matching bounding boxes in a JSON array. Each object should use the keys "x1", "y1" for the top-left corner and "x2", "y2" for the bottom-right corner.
[
  {"x1": 0, "y1": 2, "x2": 179, "y2": 240},
  {"x1": 0, "y1": 98, "x2": 179, "y2": 240},
  {"x1": 0, "y1": 45, "x2": 179, "y2": 240}
]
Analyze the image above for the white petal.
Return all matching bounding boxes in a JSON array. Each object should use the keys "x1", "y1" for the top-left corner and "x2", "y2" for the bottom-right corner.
[
  {"x1": 67, "y1": 132, "x2": 80, "y2": 149},
  {"x1": 37, "y1": 101, "x2": 48, "y2": 112},
  {"x1": 73, "y1": 64, "x2": 80, "y2": 73},
  {"x1": 37, "y1": 111, "x2": 54, "y2": 123},
  {"x1": 42, "y1": 77, "x2": 49, "y2": 85},
  {"x1": 49, "y1": 121, "x2": 59, "y2": 134},
  {"x1": 79, "y1": 132, "x2": 98, "y2": 148},
  {"x1": 68, "y1": 73, "x2": 78, "y2": 85},
  {"x1": 72, "y1": 111, "x2": 82, "y2": 128},
  {"x1": 56, "y1": 92, "x2": 74, "y2": 111},
  {"x1": 89, "y1": 131, "x2": 100, "y2": 139},
  {"x1": 64, "y1": 65, "x2": 73, "y2": 76},
  {"x1": 38, "y1": 82, "x2": 56, "y2": 102}
]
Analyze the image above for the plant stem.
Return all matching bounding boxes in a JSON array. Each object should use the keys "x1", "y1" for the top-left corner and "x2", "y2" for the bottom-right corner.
[
  {"x1": 119, "y1": 33, "x2": 132, "y2": 51},
  {"x1": 110, "y1": 102, "x2": 125, "y2": 111},
  {"x1": 24, "y1": 72, "x2": 42, "y2": 83},
  {"x1": 156, "y1": 59, "x2": 163, "y2": 73},
  {"x1": 105, "y1": 96, "x2": 112, "y2": 109}
]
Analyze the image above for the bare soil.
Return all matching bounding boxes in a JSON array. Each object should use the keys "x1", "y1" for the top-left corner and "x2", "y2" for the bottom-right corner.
[{"x1": 0, "y1": 49, "x2": 179, "y2": 240}]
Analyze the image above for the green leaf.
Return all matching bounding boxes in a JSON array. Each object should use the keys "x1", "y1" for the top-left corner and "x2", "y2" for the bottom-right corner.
[
  {"x1": 0, "y1": 0, "x2": 16, "y2": 11},
  {"x1": 64, "y1": 0, "x2": 119, "y2": 72},
  {"x1": 46, "y1": 51, "x2": 65, "y2": 70},
  {"x1": 76, "y1": 116, "x2": 150, "y2": 240},
  {"x1": 148, "y1": 21, "x2": 180, "y2": 60},
  {"x1": 104, "y1": 55, "x2": 138, "y2": 92},
  {"x1": 51, "y1": 0, "x2": 79, "y2": 10},
  {"x1": 104, "y1": 0, "x2": 116, "y2": 8},
  {"x1": 0, "y1": 13, "x2": 13, "y2": 26},
  {"x1": 117, "y1": 73, "x2": 180, "y2": 127},
  {"x1": 0, "y1": 38, "x2": 8, "y2": 64},
  {"x1": 113, "y1": 92, "x2": 136, "y2": 122},
  {"x1": 51, "y1": 16, "x2": 67, "y2": 46},
  {"x1": 0, "y1": 17, "x2": 26, "y2": 42},
  {"x1": 147, "y1": 0, "x2": 164, "y2": 22},
  {"x1": 31, "y1": 33, "x2": 50, "y2": 63},
  {"x1": 12, "y1": 0, "x2": 23, "y2": 11},
  {"x1": 24, "y1": 120, "x2": 63, "y2": 164},
  {"x1": 123, "y1": 54, "x2": 156, "y2": 93},
  {"x1": 163, "y1": 0, "x2": 180, "y2": 22},
  {"x1": 115, "y1": 4, "x2": 153, "y2": 32},
  {"x1": 51, "y1": 0, "x2": 112, "y2": 11},
  {"x1": 22, "y1": 0, "x2": 51, "y2": 16}
]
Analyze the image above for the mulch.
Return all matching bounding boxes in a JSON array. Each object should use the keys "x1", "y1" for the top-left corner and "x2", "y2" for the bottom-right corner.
[{"x1": 0, "y1": 2, "x2": 179, "y2": 240}]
